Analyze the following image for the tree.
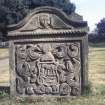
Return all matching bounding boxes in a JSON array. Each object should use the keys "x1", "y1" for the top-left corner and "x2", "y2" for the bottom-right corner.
[
  {"x1": 89, "y1": 18, "x2": 105, "y2": 43},
  {"x1": 0, "y1": 5, "x2": 8, "y2": 37},
  {"x1": 96, "y1": 18, "x2": 105, "y2": 35},
  {"x1": 26, "y1": 0, "x2": 76, "y2": 14},
  {"x1": 0, "y1": 0, "x2": 28, "y2": 25},
  {"x1": 0, "y1": 0, "x2": 76, "y2": 25}
]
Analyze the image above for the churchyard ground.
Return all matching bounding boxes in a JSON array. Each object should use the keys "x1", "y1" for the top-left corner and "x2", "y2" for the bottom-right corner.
[{"x1": 0, "y1": 44, "x2": 105, "y2": 105}]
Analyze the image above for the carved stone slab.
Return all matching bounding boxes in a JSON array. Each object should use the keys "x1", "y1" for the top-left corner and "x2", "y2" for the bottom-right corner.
[
  {"x1": 8, "y1": 6, "x2": 88, "y2": 98},
  {"x1": 14, "y1": 42, "x2": 81, "y2": 96}
]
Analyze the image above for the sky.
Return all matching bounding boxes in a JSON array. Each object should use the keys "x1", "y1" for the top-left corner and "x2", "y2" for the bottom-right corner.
[{"x1": 71, "y1": 0, "x2": 105, "y2": 31}]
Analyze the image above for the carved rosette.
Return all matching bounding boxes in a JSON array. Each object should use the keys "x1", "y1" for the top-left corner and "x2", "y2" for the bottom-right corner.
[{"x1": 15, "y1": 42, "x2": 81, "y2": 96}]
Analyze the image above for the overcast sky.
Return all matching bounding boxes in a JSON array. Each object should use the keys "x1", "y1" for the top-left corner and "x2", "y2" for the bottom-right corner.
[{"x1": 71, "y1": 0, "x2": 105, "y2": 31}]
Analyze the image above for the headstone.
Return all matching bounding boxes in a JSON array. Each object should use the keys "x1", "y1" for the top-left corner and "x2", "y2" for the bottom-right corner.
[{"x1": 7, "y1": 7, "x2": 88, "y2": 98}]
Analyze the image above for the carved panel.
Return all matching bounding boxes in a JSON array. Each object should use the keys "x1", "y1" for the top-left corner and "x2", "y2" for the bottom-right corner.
[
  {"x1": 15, "y1": 42, "x2": 81, "y2": 96},
  {"x1": 19, "y1": 13, "x2": 73, "y2": 31}
]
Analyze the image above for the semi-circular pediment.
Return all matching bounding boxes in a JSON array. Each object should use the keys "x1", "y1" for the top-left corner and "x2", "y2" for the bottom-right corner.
[{"x1": 7, "y1": 6, "x2": 88, "y2": 36}]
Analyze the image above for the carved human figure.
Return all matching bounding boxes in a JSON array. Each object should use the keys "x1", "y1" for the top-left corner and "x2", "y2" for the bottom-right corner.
[
  {"x1": 65, "y1": 58, "x2": 75, "y2": 84},
  {"x1": 30, "y1": 63, "x2": 38, "y2": 83},
  {"x1": 38, "y1": 15, "x2": 52, "y2": 29}
]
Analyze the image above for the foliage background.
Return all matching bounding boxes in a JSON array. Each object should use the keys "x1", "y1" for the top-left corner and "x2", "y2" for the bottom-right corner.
[{"x1": 0, "y1": 0, "x2": 75, "y2": 25}]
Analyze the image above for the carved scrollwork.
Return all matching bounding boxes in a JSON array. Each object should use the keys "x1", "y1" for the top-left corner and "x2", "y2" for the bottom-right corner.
[{"x1": 27, "y1": 45, "x2": 43, "y2": 60}]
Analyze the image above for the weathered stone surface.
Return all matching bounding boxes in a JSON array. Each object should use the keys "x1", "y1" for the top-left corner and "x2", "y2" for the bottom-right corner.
[
  {"x1": 7, "y1": 6, "x2": 88, "y2": 98},
  {"x1": 14, "y1": 42, "x2": 81, "y2": 96}
]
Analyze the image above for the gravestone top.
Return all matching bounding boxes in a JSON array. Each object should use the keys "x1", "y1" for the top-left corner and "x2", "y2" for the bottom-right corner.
[
  {"x1": 7, "y1": 6, "x2": 88, "y2": 37},
  {"x1": 8, "y1": 6, "x2": 88, "y2": 98}
]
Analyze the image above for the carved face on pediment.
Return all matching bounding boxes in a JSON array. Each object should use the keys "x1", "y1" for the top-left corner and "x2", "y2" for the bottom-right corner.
[
  {"x1": 19, "y1": 13, "x2": 73, "y2": 31},
  {"x1": 7, "y1": 7, "x2": 88, "y2": 34}
]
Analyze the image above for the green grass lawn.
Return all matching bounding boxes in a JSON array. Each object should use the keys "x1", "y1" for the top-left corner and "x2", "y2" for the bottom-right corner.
[
  {"x1": 0, "y1": 48, "x2": 9, "y2": 86},
  {"x1": 0, "y1": 45, "x2": 105, "y2": 104},
  {"x1": 89, "y1": 46, "x2": 105, "y2": 95},
  {"x1": 1, "y1": 95, "x2": 105, "y2": 105}
]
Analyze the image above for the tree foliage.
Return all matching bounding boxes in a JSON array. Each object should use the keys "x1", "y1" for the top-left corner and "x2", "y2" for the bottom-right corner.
[
  {"x1": 89, "y1": 18, "x2": 105, "y2": 43},
  {"x1": 96, "y1": 18, "x2": 105, "y2": 34},
  {"x1": 25, "y1": 0, "x2": 75, "y2": 14},
  {"x1": 0, "y1": 0, "x2": 75, "y2": 25},
  {"x1": 0, "y1": 0, "x2": 28, "y2": 25}
]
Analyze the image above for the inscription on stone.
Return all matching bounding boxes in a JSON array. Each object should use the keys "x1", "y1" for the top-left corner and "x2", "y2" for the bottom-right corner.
[{"x1": 15, "y1": 42, "x2": 81, "y2": 96}]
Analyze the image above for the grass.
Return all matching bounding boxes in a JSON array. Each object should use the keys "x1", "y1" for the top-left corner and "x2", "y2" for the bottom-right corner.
[
  {"x1": 0, "y1": 44, "x2": 105, "y2": 104},
  {"x1": 1, "y1": 95, "x2": 105, "y2": 105},
  {"x1": 0, "y1": 48, "x2": 9, "y2": 85},
  {"x1": 89, "y1": 45, "x2": 105, "y2": 95},
  {"x1": 0, "y1": 48, "x2": 9, "y2": 58}
]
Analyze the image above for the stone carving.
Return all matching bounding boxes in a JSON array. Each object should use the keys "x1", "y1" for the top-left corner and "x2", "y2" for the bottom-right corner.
[
  {"x1": 7, "y1": 7, "x2": 88, "y2": 99},
  {"x1": 20, "y1": 13, "x2": 73, "y2": 31},
  {"x1": 30, "y1": 14, "x2": 52, "y2": 29},
  {"x1": 15, "y1": 42, "x2": 81, "y2": 96}
]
